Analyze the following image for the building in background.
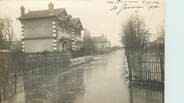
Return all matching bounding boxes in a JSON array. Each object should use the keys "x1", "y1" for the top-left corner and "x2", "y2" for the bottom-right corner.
[
  {"x1": 18, "y1": 2, "x2": 83, "y2": 53},
  {"x1": 93, "y1": 34, "x2": 111, "y2": 54}
]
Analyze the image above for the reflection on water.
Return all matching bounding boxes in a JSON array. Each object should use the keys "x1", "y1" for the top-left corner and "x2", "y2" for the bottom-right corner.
[
  {"x1": 129, "y1": 83, "x2": 164, "y2": 103},
  {"x1": 57, "y1": 69, "x2": 84, "y2": 103},
  {"x1": 0, "y1": 74, "x2": 25, "y2": 103},
  {"x1": 23, "y1": 71, "x2": 59, "y2": 103},
  {"x1": 1, "y1": 50, "x2": 164, "y2": 103},
  {"x1": 80, "y1": 51, "x2": 130, "y2": 103},
  {"x1": 23, "y1": 66, "x2": 84, "y2": 103}
]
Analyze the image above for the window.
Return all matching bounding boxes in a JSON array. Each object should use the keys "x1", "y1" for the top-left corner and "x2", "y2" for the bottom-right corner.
[{"x1": 52, "y1": 21, "x2": 56, "y2": 24}]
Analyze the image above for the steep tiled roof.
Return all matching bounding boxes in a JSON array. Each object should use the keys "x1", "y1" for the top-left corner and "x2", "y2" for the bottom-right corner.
[
  {"x1": 70, "y1": 18, "x2": 83, "y2": 29},
  {"x1": 19, "y1": 8, "x2": 67, "y2": 20}
]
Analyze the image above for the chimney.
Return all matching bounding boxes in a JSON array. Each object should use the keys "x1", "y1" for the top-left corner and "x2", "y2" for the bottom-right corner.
[
  {"x1": 21, "y1": 6, "x2": 25, "y2": 16},
  {"x1": 48, "y1": 2, "x2": 54, "y2": 10}
]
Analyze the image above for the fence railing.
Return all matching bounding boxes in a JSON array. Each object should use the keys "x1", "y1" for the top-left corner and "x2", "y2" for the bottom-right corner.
[
  {"x1": 125, "y1": 44, "x2": 164, "y2": 85},
  {"x1": 129, "y1": 83, "x2": 164, "y2": 103}
]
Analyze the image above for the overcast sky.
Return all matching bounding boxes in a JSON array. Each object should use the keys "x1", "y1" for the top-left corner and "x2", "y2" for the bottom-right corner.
[{"x1": 0, "y1": 0, "x2": 164, "y2": 46}]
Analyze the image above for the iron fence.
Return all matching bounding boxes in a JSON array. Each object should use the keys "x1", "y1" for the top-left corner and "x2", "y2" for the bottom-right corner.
[
  {"x1": 126, "y1": 44, "x2": 164, "y2": 84},
  {"x1": 129, "y1": 83, "x2": 164, "y2": 103}
]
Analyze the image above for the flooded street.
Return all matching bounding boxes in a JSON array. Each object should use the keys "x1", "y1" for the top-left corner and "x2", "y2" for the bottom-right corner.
[
  {"x1": 44, "y1": 49, "x2": 130, "y2": 103},
  {"x1": 1, "y1": 49, "x2": 163, "y2": 103},
  {"x1": 55, "y1": 49, "x2": 163, "y2": 103},
  {"x1": 23, "y1": 49, "x2": 130, "y2": 103},
  {"x1": 74, "y1": 50, "x2": 129, "y2": 103}
]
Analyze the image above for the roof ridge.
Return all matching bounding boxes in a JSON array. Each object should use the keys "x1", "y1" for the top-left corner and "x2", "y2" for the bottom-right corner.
[
  {"x1": 19, "y1": 8, "x2": 67, "y2": 20},
  {"x1": 28, "y1": 8, "x2": 65, "y2": 13}
]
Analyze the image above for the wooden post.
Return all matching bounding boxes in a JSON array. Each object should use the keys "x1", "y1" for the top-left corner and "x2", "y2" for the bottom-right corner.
[
  {"x1": 0, "y1": 79, "x2": 2, "y2": 103},
  {"x1": 126, "y1": 51, "x2": 132, "y2": 81},
  {"x1": 128, "y1": 83, "x2": 133, "y2": 103},
  {"x1": 14, "y1": 74, "x2": 17, "y2": 95},
  {"x1": 158, "y1": 52, "x2": 164, "y2": 83}
]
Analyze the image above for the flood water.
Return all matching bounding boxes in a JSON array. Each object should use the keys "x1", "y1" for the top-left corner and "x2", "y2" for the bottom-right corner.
[{"x1": 1, "y1": 50, "x2": 164, "y2": 103}]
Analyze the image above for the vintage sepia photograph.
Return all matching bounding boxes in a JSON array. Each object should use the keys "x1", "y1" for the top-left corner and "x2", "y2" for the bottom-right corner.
[{"x1": 0, "y1": 0, "x2": 164, "y2": 103}]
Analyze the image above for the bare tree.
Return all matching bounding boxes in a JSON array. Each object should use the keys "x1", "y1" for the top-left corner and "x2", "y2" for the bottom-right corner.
[
  {"x1": 156, "y1": 26, "x2": 164, "y2": 44},
  {"x1": 0, "y1": 18, "x2": 6, "y2": 49},
  {"x1": 121, "y1": 15, "x2": 150, "y2": 51},
  {"x1": 82, "y1": 29, "x2": 95, "y2": 54},
  {"x1": 0, "y1": 16, "x2": 15, "y2": 50},
  {"x1": 2, "y1": 17, "x2": 14, "y2": 46}
]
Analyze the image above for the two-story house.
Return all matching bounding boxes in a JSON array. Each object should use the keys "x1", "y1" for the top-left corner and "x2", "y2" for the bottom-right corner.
[
  {"x1": 18, "y1": 2, "x2": 83, "y2": 52},
  {"x1": 93, "y1": 35, "x2": 111, "y2": 53}
]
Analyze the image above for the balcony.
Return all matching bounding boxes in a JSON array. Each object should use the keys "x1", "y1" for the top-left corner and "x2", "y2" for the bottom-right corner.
[
  {"x1": 57, "y1": 31, "x2": 72, "y2": 40},
  {"x1": 57, "y1": 30, "x2": 83, "y2": 42},
  {"x1": 75, "y1": 36, "x2": 83, "y2": 42}
]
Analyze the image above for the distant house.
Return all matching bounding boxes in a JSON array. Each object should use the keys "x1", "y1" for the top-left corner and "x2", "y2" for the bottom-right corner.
[
  {"x1": 18, "y1": 2, "x2": 83, "y2": 53},
  {"x1": 93, "y1": 35, "x2": 111, "y2": 53}
]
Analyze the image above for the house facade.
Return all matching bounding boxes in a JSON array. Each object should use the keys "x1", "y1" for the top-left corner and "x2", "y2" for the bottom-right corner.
[
  {"x1": 93, "y1": 35, "x2": 111, "y2": 53},
  {"x1": 18, "y1": 2, "x2": 83, "y2": 53}
]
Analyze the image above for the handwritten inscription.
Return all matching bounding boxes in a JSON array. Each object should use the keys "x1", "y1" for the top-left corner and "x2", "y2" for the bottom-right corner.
[{"x1": 107, "y1": 0, "x2": 160, "y2": 15}]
